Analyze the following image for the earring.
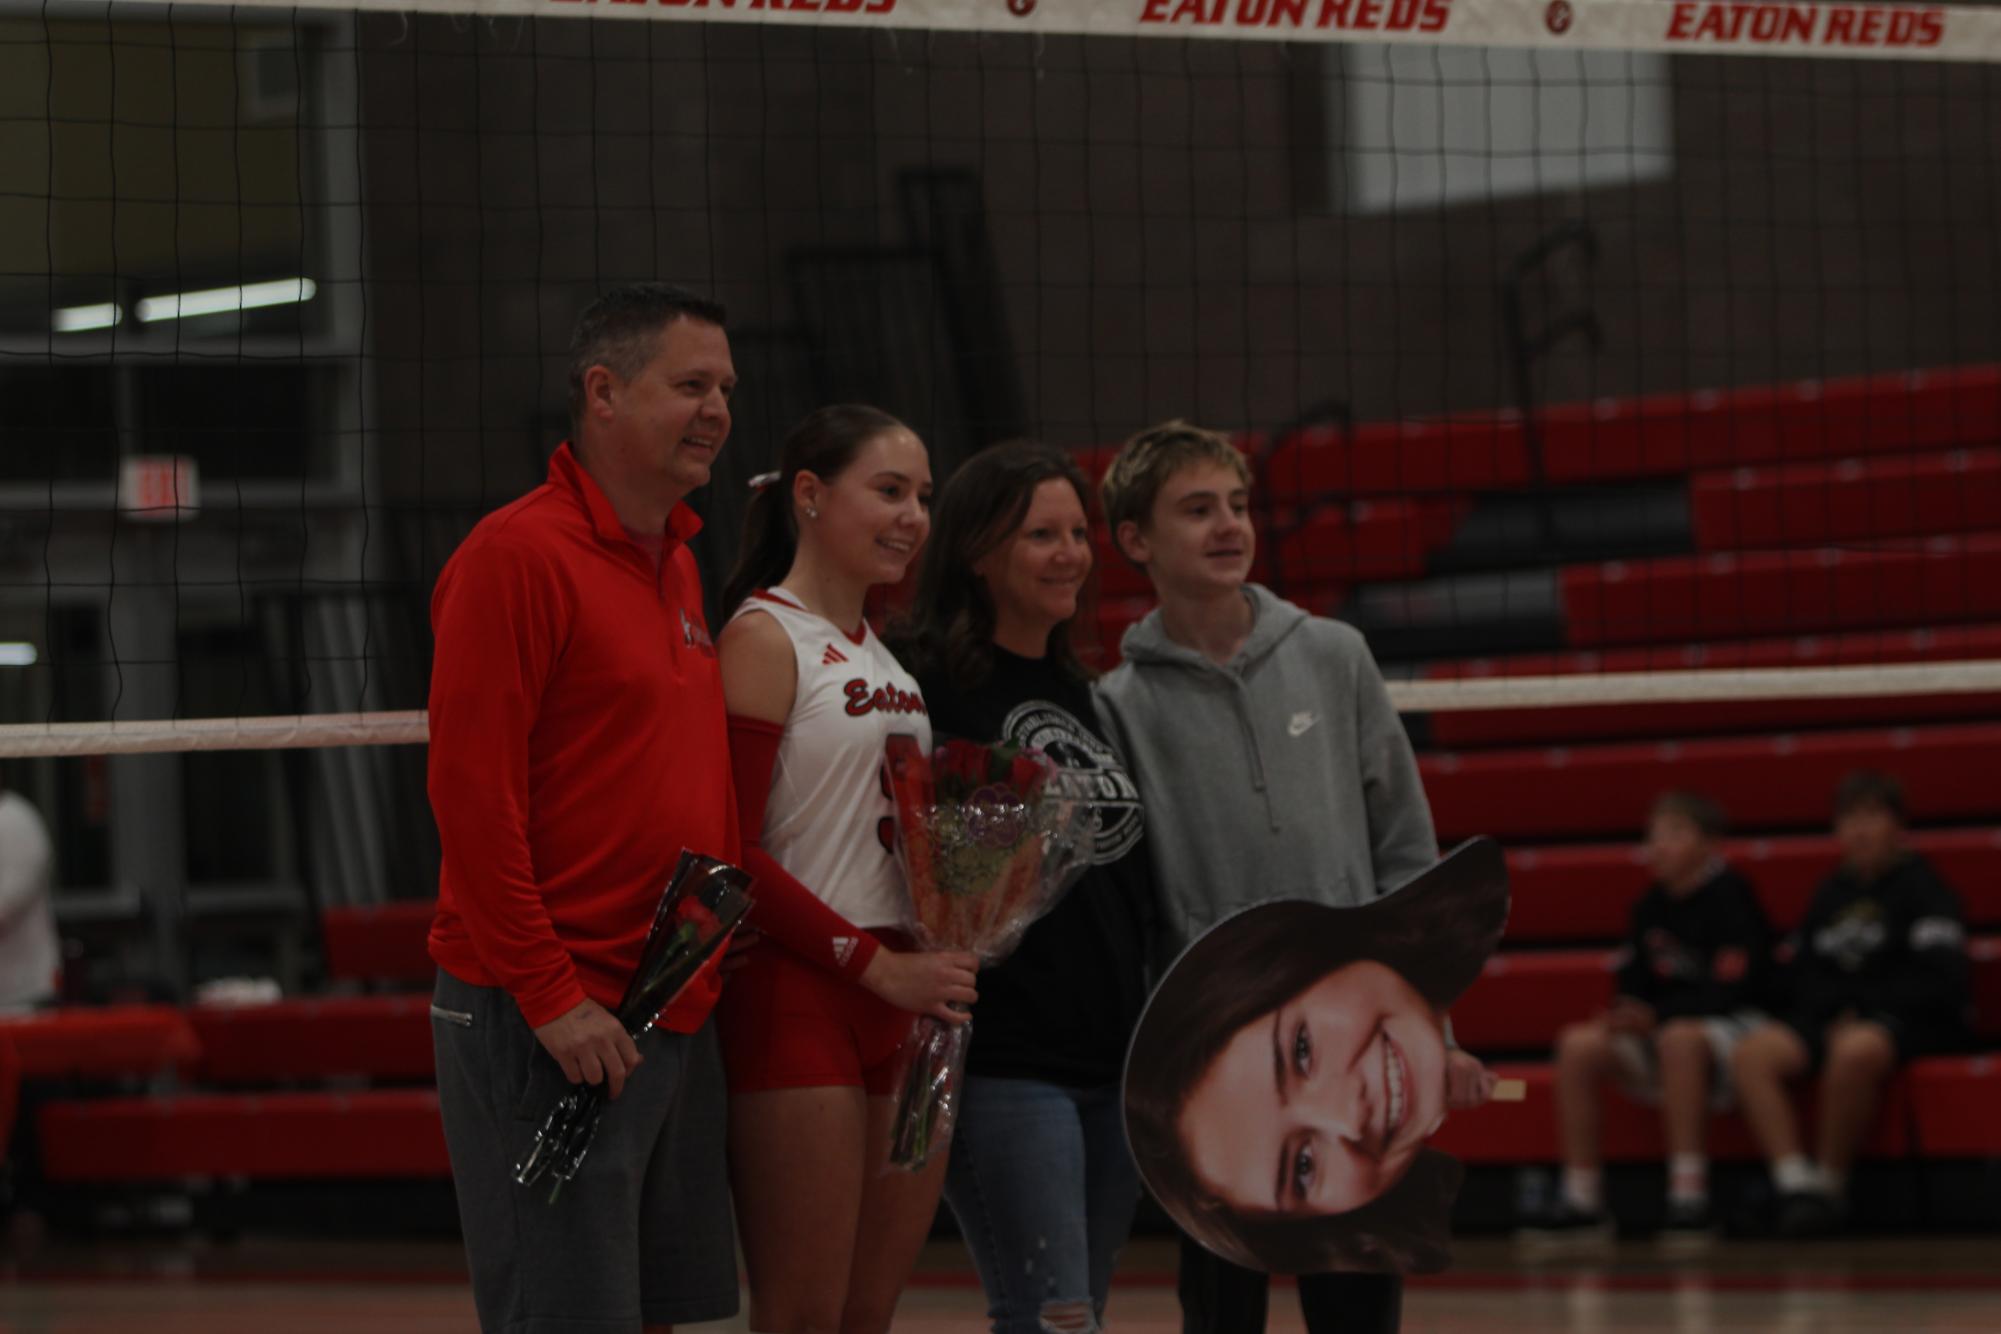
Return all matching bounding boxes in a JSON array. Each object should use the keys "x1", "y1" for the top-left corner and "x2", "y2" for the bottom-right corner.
[{"x1": 806, "y1": 506, "x2": 819, "y2": 520}]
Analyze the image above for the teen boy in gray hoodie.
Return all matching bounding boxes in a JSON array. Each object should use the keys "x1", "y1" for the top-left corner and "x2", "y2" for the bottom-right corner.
[{"x1": 1094, "y1": 420, "x2": 1489, "y2": 1334}]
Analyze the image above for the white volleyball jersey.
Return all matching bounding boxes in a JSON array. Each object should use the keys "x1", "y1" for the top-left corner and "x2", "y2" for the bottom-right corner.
[{"x1": 731, "y1": 588, "x2": 931, "y2": 932}]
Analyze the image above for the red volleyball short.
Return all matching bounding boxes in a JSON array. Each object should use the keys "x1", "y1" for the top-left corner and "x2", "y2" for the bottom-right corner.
[{"x1": 715, "y1": 930, "x2": 917, "y2": 1096}]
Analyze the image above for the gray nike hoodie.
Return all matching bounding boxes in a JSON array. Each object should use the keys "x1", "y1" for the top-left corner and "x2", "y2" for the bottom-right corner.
[{"x1": 1093, "y1": 584, "x2": 1439, "y2": 966}]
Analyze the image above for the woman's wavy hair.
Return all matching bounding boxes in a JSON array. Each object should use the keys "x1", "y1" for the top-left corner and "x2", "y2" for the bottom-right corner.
[
  {"x1": 893, "y1": 440, "x2": 1096, "y2": 691},
  {"x1": 721, "y1": 403, "x2": 908, "y2": 618},
  {"x1": 1124, "y1": 845, "x2": 1508, "y2": 1274}
]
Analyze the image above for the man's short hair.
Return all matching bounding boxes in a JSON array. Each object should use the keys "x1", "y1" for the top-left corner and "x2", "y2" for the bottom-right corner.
[
  {"x1": 1834, "y1": 769, "x2": 1907, "y2": 823},
  {"x1": 566, "y1": 283, "x2": 728, "y2": 431},
  {"x1": 1099, "y1": 419, "x2": 1253, "y2": 543},
  {"x1": 1650, "y1": 790, "x2": 1727, "y2": 840}
]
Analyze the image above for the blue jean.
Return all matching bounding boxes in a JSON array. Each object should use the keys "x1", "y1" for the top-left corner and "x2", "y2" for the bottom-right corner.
[{"x1": 942, "y1": 1076, "x2": 1143, "y2": 1334}]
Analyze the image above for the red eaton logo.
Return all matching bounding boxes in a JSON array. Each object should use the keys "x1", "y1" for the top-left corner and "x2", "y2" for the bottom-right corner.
[{"x1": 844, "y1": 679, "x2": 926, "y2": 718}]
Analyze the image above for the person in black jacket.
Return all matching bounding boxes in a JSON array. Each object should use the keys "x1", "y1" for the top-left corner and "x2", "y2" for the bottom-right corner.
[
  {"x1": 1730, "y1": 770, "x2": 1970, "y2": 1238},
  {"x1": 1526, "y1": 791, "x2": 1774, "y2": 1238},
  {"x1": 892, "y1": 441, "x2": 1153, "y2": 1334}
]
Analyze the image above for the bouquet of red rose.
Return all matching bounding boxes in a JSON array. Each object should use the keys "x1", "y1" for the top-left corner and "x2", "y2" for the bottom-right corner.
[{"x1": 881, "y1": 734, "x2": 1092, "y2": 1170}]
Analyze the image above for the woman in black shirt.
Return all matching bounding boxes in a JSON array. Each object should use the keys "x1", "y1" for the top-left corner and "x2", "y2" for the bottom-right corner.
[{"x1": 894, "y1": 441, "x2": 1152, "y2": 1334}]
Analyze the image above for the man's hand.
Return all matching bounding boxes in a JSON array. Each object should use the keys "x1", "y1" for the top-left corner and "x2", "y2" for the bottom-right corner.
[
  {"x1": 532, "y1": 997, "x2": 642, "y2": 1100},
  {"x1": 860, "y1": 948, "x2": 979, "y2": 1025},
  {"x1": 1605, "y1": 997, "x2": 1657, "y2": 1037},
  {"x1": 1444, "y1": 1048, "x2": 1498, "y2": 1111}
]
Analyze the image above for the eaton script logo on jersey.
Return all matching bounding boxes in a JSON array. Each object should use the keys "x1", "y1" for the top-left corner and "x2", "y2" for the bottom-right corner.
[{"x1": 844, "y1": 679, "x2": 927, "y2": 718}]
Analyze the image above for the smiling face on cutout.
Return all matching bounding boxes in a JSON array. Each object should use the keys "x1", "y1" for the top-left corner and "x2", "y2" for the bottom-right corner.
[{"x1": 1177, "y1": 959, "x2": 1450, "y2": 1220}]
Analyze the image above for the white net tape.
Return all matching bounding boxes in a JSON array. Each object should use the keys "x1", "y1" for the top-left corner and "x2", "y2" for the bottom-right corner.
[{"x1": 1, "y1": 662, "x2": 1996, "y2": 756}]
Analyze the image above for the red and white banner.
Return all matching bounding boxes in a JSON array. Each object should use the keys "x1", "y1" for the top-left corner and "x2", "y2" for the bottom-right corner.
[{"x1": 106, "y1": 0, "x2": 2001, "y2": 64}]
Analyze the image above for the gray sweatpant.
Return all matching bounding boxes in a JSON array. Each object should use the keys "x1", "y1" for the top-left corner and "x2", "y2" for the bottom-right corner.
[{"x1": 431, "y1": 970, "x2": 738, "y2": 1333}]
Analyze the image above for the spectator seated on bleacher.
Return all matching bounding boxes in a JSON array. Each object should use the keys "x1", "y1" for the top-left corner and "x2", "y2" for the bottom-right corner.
[
  {"x1": 1525, "y1": 791, "x2": 1775, "y2": 1239},
  {"x1": 1730, "y1": 769, "x2": 1972, "y2": 1239}
]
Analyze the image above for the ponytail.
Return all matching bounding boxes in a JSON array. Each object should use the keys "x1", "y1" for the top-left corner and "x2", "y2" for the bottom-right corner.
[
  {"x1": 721, "y1": 403, "x2": 908, "y2": 618},
  {"x1": 722, "y1": 480, "x2": 797, "y2": 619}
]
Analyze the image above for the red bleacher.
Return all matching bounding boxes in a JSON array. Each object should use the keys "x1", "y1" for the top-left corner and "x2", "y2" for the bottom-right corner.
[
  {"x1": 188, "y1": 996, "x2": 435, "y2": 1086},
  {"x1": 1426, "y1": 625, "x2": 2001, "y2": 747},
  {"x1": 1431, "y1": 1061, "x2": 1917, "y2": 1165},
  {"x1": 1504, "y1": 828, "x2": 2001, "y2": 944},
  {"x1": 0, "y1": 1005, "x2": 200, "y2": 1080},
  {"x1": 1108, "y1": 363, "x2": 2001, "y2": 508},
  {"x1": 38, "y1": 1090, "x2": 451, "y2": 1182},
  {"x1": 1264, "y1": 414, "x2": 1530, "y2": 497},
  {"x1": 321, "y1": 901, "x2": 438, "y2": 986},
  {"x1": 1537, "y1": 364, "x2": 2001, "y2": 483},
  {"x1": 1690, "y1": 448, "x2": 2001, "y2": 551},
  {"x1": 1452, "y1": 939, "x2": 2001, "y2": 1053},
  {"x1": 1562, "y1": 535, "x2": 2001, "y2": 648},
  {"x1": 1274, "y1": 498, "x2": 1465, "y2": 585},
  {"x1": 1424, "y1": 721, "x2": 2001, "y2": 841}
]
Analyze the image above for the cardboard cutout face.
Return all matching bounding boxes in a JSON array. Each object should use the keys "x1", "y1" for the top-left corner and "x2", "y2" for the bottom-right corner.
[{"x1": 1122, "y1": 838, "x2": 1510, "y2": 1275}]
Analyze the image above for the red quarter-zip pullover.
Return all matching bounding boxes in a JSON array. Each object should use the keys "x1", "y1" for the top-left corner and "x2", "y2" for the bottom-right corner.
[{"x1": 427, "y1": 443, "x2": 737, "y2": 1032}]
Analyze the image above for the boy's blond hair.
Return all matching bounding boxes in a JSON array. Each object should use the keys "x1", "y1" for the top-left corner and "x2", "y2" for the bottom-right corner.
[{"x1": 1099, "y1": 419, "x2": 1253, "y2": 548}]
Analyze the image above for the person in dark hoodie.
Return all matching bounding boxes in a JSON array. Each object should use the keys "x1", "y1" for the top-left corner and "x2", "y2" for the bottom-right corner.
[
  {"x1": 894, "y1": 441, "x2": 1153, "y2": 1334},
  {"x1": 1730, "y1": 770, "x2": 1970, "y2": 1238},
  {"x1": 1526, "y1": 791, "x2": 1774, "y2": 1239},
  {"x1": 1092, "y1": 419, "x2": 1494, "y2": 1334}
]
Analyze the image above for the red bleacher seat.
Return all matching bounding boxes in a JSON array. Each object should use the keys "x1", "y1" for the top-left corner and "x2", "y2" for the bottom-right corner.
[
  {"x1": 1426, "y1": 625, "x2": 2001, "y2": 747},
  {"x1": 1423, "y1": 722, "x2": 2001, "y2": 841},
  {"x1": 0, "y1": 1005, "x2": 200, "y2": 1081},
  {"x1": 1538, "y1": 364, "x2": 2001, "y2": 483},
  {"x1": 1263, "y1": 414, "x2": 1530, "y2": 499},
  {"x1": 1449, "y1": 952, "x2": 1616, "y2": 1051},
  {"x1": 1906, "y1": 1054, "x2": 2001, "y2": 1156},
  {"x1": 1690, "y1": 448, "x2": 2001, "y2": 551},
  {"x1": 1077, "y1": 364, "x2": 2001, "y2": 504},
  {"x1": 37, "y1": 1089, "x2": 451, "y2": 1181},
  {"x1": 1275, "y1": 499, "x2": 1466, "y2": 585},
  {"x1": 1560, "y1": 535, "x2": 2001, "y2": 647},
  {"x1": 322, "y1": 901, "x2": 438, "y2": 987},
  {"x1": 189, "y1": 996, "x2": 435, "y2": 1085},
  {"x1": 1430, "y1": 1061, "x2": 1913, "y2": 1164},
  {"x1": 1504, "y1": 829, "x2": 2001, "y2": 943},
  {"x1": 1452, "y1": 939, "x2": 1999, "y2": 1053}
]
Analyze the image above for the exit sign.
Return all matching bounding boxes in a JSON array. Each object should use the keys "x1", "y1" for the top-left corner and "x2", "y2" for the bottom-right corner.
[{"x1": 118, "y1": 455, "x2": 200, "y2": 522}]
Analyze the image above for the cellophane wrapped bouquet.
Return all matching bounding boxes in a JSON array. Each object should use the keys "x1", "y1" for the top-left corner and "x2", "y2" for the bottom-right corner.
[
  {"x1": 882, "y1": 734, "x2": 1092, "y2": 1170},
  {"x1": 513, "y1": 851, "x2": 753, "y2": 1201}
]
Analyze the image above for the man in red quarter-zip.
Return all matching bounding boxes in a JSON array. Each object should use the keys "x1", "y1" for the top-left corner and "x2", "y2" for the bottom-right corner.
[{"x1": 426, "y1": 283, "x2": 742, "y2": 1333}]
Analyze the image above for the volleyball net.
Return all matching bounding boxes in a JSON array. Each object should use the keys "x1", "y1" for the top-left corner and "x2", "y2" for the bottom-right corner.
[{"x1": 4, "y1": 0, "x2": 2000, "y2": 989}]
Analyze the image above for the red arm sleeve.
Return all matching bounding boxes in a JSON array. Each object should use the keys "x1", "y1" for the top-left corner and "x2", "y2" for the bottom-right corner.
[
  {"x1": 729, "y1": 714, "x2": 883, "y2": 982},
  {"x1": 428, "y1": 540, "x2": 585, "y2": 1027}
]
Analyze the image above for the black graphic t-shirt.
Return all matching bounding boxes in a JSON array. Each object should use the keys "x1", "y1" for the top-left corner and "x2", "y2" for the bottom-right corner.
[
  {"x1": 1612, "y1": 865, "x2": 1774, "y2": 1021},
  {"x1": 1783, "y1": 852, "x2": 1970, "y2": 1043},
  {"x1": 915, "y1": 646, "x2": 1152, "y2": 1087}
]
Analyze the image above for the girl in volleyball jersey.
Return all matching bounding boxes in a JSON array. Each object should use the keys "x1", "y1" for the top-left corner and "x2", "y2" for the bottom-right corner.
[{"x1": 716, "y1": 404, "x2": 979, "y2": 1334}]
